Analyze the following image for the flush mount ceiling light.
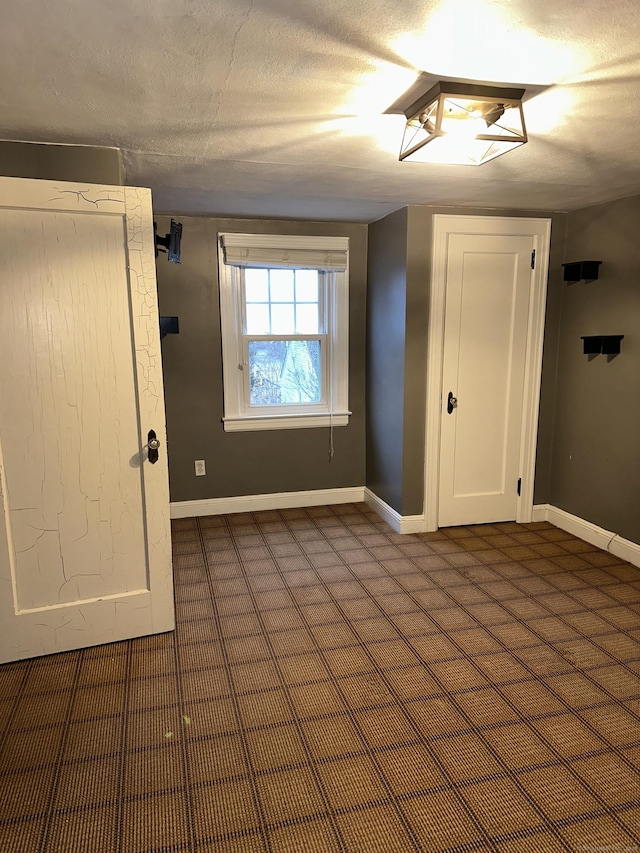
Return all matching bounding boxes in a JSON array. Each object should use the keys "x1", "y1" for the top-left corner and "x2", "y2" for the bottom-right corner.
[{"x1": 398, "y1": 80, "x2": 527, "y2": 166}]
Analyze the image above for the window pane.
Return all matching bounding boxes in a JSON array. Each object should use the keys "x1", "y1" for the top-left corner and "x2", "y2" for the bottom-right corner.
[
  {"x1": 270, "y1": 269, "x2": 294, "y2": 302},
  {"x1": 245, "y1": 268, "x2": 269, "y2": 302},
  {"x1": 246, "y1": 303, "x2": 270, "y2": 334},
  {"x1": 295, "y1": 270, "x2": 319, "y2": 302},
  {"x1": 248, "y1": 340, "x2": 321, "y2": 405},
  {"x1": 271, "y1": 304, "x2": 295, "y2": 334},
  {"x1": 295, "y1": 304, "x2": 319, "y2": 334}
]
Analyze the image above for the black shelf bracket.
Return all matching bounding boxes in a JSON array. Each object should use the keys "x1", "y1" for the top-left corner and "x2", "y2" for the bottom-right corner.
[
  {"x1": 581, "y1": 335, "x2": 623, "y2": 356},
  {"x1": 563, "y1": 260, "x2": 602, "y2": 282}
]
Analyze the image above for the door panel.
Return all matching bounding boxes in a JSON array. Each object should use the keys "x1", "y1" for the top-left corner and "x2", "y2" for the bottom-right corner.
[
  {"x1": 0, "y1": 178, "x2": 174, "y2": 663},
  {"x1": 439, "y1": 233, "x2": 533, "y2": 527}
]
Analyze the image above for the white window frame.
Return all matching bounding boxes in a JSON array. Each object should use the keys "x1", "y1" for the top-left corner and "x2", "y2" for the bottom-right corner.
[{"x1": 218, "y1": 233, "x2": 350, "y2": 432}]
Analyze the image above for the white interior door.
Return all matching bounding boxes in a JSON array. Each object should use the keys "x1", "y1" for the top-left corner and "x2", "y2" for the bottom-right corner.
[
  {"x1": 437, "y1": 228, "x2": 542, "y2": 527},
  {"x1": 0, "y1": 177, "x2": 174, "y2": 663}
]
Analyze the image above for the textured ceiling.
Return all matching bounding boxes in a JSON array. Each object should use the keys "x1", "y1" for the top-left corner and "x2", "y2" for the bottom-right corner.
[{"x1": 3, "y1": 0, "x2": 640, "y2": 222}]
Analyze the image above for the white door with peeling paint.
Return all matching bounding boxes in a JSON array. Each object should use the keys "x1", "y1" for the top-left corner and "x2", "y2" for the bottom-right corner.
[{"x1": 0, "y1": 176, "x2": 174, "y2": 663}]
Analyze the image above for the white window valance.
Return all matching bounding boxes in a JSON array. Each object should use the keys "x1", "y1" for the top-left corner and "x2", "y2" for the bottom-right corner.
[{"x1": 219, "y1": 233, "x2": 349, "y2": 271}]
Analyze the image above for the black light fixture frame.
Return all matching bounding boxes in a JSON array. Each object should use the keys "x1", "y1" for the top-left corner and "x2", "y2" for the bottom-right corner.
[{"x1": 397, "y1": 80, "x2": 527, "y2": 164}]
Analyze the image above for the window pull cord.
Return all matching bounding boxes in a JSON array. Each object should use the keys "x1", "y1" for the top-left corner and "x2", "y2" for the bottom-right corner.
[
  {"x1": 328, "y1": 368, "x2": 334, "y2": 461},
  {"x1": 329, "y1": 410, "x2": 334, "y2": 462}
]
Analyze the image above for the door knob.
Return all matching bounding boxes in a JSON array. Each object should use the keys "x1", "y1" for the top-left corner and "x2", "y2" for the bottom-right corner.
[
  {"x1": 447, "y1": 392, "x2": 458, "y2": 414},
  {"x1": 147, "y1": 429, "x2": 160, "y2": 464}
]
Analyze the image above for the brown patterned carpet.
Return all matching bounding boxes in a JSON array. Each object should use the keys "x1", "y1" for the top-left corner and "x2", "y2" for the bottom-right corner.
[{"x1": 0, "y1": 502, "x2": 639, "y2": 853}]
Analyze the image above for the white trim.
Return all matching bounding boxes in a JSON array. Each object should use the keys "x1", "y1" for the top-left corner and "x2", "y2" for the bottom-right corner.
[
  {"x1": 363, "y1": 489, "x2": 426, "y2": 534},
  {"x1": 532, "y1": 504, "x2": 640, "y2": 569},
  {"x1": 531, "y1": 504, "x2": 553, "y2": 523},
  {"x1": 222, "y1": 412, "x2": 350, "y2": 432},
  {"x1": 517, "y1": 224, "x2": 551, "y2": 523},
  {"x1": 170, "y1": 487, "x2": 365, "y2": 519},
  {"x1": 424, "y1": 218, "x2": 448, "y2": 532},
  {"x1": 172, "y1": 486, "x2": 432, "y2": 535},
  {"x1": 425, "y1": 214, "x2": 551, "y2": 530}
]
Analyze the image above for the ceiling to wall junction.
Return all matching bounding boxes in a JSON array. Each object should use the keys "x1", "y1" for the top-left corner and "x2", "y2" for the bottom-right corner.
[{"x1": 3, "y1": 0, "x2": 640, "y2": 221}]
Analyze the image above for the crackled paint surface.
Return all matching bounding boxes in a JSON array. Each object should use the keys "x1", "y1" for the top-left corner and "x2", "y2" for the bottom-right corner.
[{"x1": 0, "y1": 177, "x2": 174, "y2": 662}]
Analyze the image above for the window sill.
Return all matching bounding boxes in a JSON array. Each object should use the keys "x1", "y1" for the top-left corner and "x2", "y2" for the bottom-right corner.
[{"x1": 222, "y1": 412, "x2": 351, "y2": 432}]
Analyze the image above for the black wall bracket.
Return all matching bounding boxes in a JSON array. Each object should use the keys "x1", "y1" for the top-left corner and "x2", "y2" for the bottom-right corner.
[
  {"x1": 154, "y1": 220, "x2": 183, "y2": 263},
  {"x1": 160, "y1": 316, "x2": 180, "y2": 339},
  {"x1": 563, "y1": 260, "x2": 602, "y2": 282},
  {"x1": 581, "y1": 335, "x2": 623, "y2": 355}
]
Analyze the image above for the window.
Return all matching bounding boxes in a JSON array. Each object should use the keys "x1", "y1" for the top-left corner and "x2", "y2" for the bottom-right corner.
[{"x1": 218, "y1": 233, "x2": 350, "y2": 431}]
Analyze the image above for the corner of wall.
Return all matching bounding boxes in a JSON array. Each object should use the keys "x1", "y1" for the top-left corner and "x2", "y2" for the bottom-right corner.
[{"x1": 117, "y1": 149, "x2": 126, "y2": 187}]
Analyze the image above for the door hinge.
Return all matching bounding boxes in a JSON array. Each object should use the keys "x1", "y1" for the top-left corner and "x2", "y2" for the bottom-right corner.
[
  {"x1": 517, "y1": 477, "x2": 522, "y2": 496},
  {"x1": 531, "y1": 250, "x2": 536, "y2": 270}
]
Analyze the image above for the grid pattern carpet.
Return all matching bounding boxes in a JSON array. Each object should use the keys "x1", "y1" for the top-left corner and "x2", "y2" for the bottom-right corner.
[{"x1": 0, "y1": 503, "x2": 639, "y2": 852}]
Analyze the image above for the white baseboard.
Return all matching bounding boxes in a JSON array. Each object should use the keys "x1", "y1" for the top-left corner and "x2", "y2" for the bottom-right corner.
[
  {"x1": 364, "y1": 488, "x2": 426, "y2": 534},
  {"x1": 171, "y1": 486, "x2": 428, "y2": 534},
  {"x1": 532, "y1": 504, "x2": 640, "y2": 569},
  {"x1": 170, "y1": 487, "x2": 366, "y2": 519}
]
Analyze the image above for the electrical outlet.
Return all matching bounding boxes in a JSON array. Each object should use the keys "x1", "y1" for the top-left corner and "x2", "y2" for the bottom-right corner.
[{"x1": 194, "y1": 460, "x2": 206, "y2": 476}]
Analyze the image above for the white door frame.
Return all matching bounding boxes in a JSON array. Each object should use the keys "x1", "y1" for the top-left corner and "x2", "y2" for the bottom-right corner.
[{"x1": 424, "y1": 214, "x2": 551, "y2": 531}]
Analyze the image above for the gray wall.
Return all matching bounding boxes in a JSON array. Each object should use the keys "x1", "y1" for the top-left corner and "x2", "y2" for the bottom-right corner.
[
  {"x1": 7, "y1": 141, "x2": 635, "y2": 537},
  {"x1": 155, "y1": 216, "x2": 367, "y2": 503},
  {"x1": 366, "y1": 204, "x2": 567, "y2": 517},
  {"x1": 366, "y1": 209, "x2": 408, "y2": 513},
  {"x1": 0, "y1": 141, "x2": 124, "y2": 185},
  {"x1": 549, "y1": 194, "x2": 640, "y2": 543}
]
